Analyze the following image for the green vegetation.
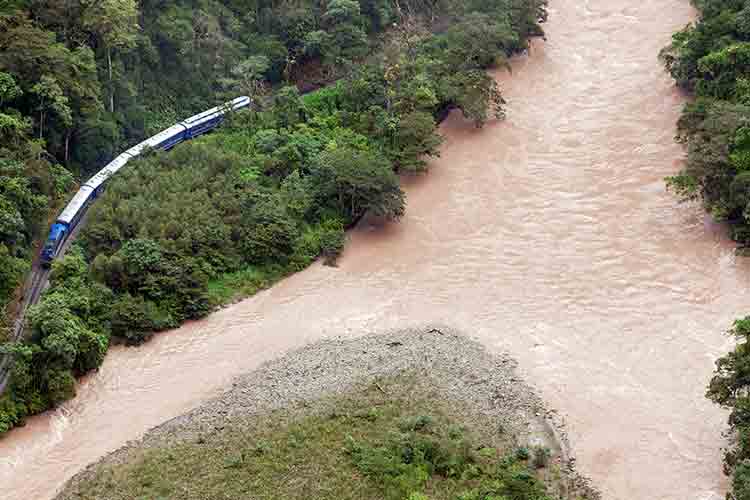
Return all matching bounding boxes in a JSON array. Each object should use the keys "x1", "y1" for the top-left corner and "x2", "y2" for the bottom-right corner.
[
  {"x1": 661, "y1": 0, "x2": 750, "y2": 243},
  {"x1": 0, "y1": 72, "x2": 74, "y2": 330},
  {"x1": 0, "y1": 0, "x2": 547, "y2": 434},
  {"x1": 707, "y1": 318, "x2": 750, "y2": 500},
  {"x1": 57, "y1": 378, "x2": 572, "y2": 500},
  {"x1": 661, "y1": 3, "x2": 750, "y2": 498},
  {"x1": 0, "y1": 0, "x2": 545, "y2": 322}
]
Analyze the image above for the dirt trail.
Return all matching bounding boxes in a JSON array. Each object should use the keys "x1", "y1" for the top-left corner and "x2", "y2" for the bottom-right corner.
[{"x1": 1, "y1": 1, "x2": 744, "y2": 499}]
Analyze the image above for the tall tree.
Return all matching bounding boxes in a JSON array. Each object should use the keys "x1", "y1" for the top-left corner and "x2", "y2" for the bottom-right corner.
[
  {"x1": 220, "y1": 55, "x2": 270, "y2": 97},
  {"x1": 82, "y1": 0, "x2": 139, "y2": 113},
  {"x1": 31, "y1": 75, "x2": 72, "y2": 140},
  {"x1": 321, "y1": 0, "x2": 368, "y2": 65},
  {"x1": 313, "y1": 145, "x2": 405, "y2": 222},
  {"x1": 0, "y1": 72, "x2": 21, "y2": 108}
]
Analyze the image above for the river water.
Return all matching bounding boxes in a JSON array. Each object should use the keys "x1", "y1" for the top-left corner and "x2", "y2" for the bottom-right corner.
[{"x1": 1, "y1": 0, "x2": 747, "y2": 499}]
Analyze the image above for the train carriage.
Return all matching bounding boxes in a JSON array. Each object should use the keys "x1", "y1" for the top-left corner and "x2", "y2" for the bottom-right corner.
[
  {"x1": 39, "y1": 96, "x2": 251, "y2": 267},
  {"x1": 122, "y1": 141, "x2": 149, "y2": 158},
  {"x1": 57, "y1": 185, "x2": 95, "y2": 226},
  {"x1": 85, "y1": 168, "x2": 115, "y2": 193},
  {"x1": 40, "y1": 185, "x2": 95, "y2": 265},
  {"x1": 100, "y1": 153, "x2": 131, "y2": 176},
  {"x1": 142, "y1": 123, "x2": 189, "y2": 151},
  {"x1": 181, "y1": 96, "x2": 251, "y2": 138}
]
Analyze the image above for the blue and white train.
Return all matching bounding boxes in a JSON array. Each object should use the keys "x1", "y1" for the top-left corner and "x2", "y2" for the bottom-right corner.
[{"x1": 40, "y1": 96, "x2": 252, "y2": 267}]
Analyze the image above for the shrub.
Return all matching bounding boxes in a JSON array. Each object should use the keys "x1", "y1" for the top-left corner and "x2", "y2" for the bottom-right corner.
[
  {"x1": 515, "y1": 446, "x2": 531, "y2": 461},
  {"x1": 110, "y1": 294, "x2": 173, "y2": 344},
  {"x1": 734, "y1": 461, "x2": 750, "y2": 500},
  {"x1": 407, "y1": 493, "x2": 429, "y2": 500},
  {"x1": 318, "y1": 218, "x2": 346, "y2": 265},
  {"x1": 347, "y1": 413, "x2": 550, "y2": 500},
  {"x1": 399, "y1": 414, "x2": 433, "y2": 432},
  {"x1": 0, "y1": 394, "x2": 25, "y2": 434}
]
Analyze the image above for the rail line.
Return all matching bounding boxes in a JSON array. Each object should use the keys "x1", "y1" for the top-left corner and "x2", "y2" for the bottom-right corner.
[
  {"x1": 0, "y1": 96, "x2": 251, "y2": 395},
  {"x1": 0, "y1": 268, "x2": 50, "y2": 393},
  {"x1": 0, "y1": 213, "x2": 86, "y2": 393}
]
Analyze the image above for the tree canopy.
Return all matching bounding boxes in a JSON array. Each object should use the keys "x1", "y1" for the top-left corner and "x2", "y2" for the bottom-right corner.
[
  {"x1": 663, "y1": 2, "x2": 750, "y2": 498},
  {"x1": 0, "y1": 0, "x2": 548, "y2": 434},
  {"x1": 662, "y1": 0, "x2": 750, "y2": 244}
]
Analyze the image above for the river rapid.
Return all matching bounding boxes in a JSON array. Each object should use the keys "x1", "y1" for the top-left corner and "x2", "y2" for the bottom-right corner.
[{"x1": 1, "y1": 0, "x2": 745, "y2": 498}]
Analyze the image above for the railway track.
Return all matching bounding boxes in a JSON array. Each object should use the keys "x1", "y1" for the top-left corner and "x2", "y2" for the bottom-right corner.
[
  {"x1": 0, "y1": 266, "x2": 50, "y2": 393},
  {"x1": 0, "y1": 97, "x2": 250, "y2": 398},
  {"x1": 0, "y1": 212, "x2": 87, "y2": 394}
]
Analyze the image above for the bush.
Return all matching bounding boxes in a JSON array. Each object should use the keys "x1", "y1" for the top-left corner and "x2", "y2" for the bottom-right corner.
[
  {"x1": 318, "y1": 218, "x2": 346, "y2": 265},
  {"x1": 0, "y1": 394, "x2": 26, "y2": 434},
  {"x1": 734, "y1": 461, "x2": 750, "y2": 500},
  {"x1": 241, "y1": 205, "x2": 300, "y2": 265},
  {"x1": 407, "y1": 493, "x2": 429, "y2": 500},
  {"x1": 45, "y1": 367, "x2": 76, "y2": 406},
  {"x1": 110, "y1": 294, "x2": 173, "y2": 344},
  {"x1": 347, "y1": 412, "x2": 550, "y2": 500},
  {"x1": 515, "y1": 446, "x2": 531, "y2": 461},
  {"x1": 399, "y1": 415, "x2": 433, "y2": 432}
]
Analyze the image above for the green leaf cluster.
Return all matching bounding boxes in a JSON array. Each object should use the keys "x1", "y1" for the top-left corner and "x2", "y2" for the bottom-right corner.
[
  {"x1": 707, "y1": 317, "x2": 750, "y2": 499},
  {"x1": 0, "y1": 0, "x2": 548, "y2": 435},
  {"x1": 661, "y1": 1, "x2": 750, "y2": 244},
  {"x1": 346, "y1": 413, "x2": 551, "y2": 500}
]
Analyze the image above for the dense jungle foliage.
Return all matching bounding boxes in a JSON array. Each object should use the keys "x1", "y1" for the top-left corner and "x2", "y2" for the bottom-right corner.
[
  {"x1": 0, "y1": 0, "x2": 545, "y2": 322},
  {"x1": 0, "y1": 0, "x2": 548, "y2": 433},
  {"x1": 662, "y1": 1, "x2": 750, "y2": 498},
  {"x1": 0, "y1": 0, "x2": 408, "y2": 327},
  {"x1": 707, "y1": 318, "x2": 750, "y2": 500},
  {"x1": 661, "y1": 0, "x2": 750, "y2": 244}
]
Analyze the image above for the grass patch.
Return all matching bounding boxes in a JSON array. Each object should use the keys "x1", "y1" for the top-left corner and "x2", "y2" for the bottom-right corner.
[
  {"x1": 59, "y1": 376, "x2": 585, "y2": 500},
  {"x1": 207, "y1": 220, "x2": 345, "y2": 306},
  {"x1": 206, "y1": 264, "x2": 287, "y2": 306}
]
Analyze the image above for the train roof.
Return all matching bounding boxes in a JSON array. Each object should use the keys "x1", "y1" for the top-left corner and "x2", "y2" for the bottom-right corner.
[
  {"x1": 123, "y1": 141, "x2": 148, "y2": 158},
  {"x1": 84, "y1": 168, "x2": 114, "y2": 190},
  {"x1": 182, "y1": 106, "x2": 224, "y2": 126},
  {"x1": 227, "y1": 95, "x2": 251, "y2": 113},
  {"x1": 84, "y1": 154, "x2": 133, "y2": 190},
  {"x1": 231, "y1": 95, "x2": 252, "y2": 108},
  {"x1": 105, "y1": 153, "x2": 132, "y2": 175},
  {"x1": 142, "y1": 123, "x2": 187, "y2": 149},
  {"x1": 181, "y1": 96, "x2": 251, "y2": 126},
  {"x1": 57, "y1": 185, "x2": 94, "y2": 224}
]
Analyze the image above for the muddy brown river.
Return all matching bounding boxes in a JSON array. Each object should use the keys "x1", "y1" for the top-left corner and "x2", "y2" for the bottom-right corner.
[{"x1": 1, "y1": 0, "x2": 747, "y2": 498}]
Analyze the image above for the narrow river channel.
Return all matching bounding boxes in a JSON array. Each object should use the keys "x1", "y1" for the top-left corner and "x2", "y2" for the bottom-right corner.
[{"x1": 1, "y1": 1, "x2": 745, "y2": 498}]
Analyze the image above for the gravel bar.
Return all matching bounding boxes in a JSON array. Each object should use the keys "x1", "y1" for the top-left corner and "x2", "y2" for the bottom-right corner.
[{"x1": 56, "y1": 326, "x2": 599, "y2": 498}]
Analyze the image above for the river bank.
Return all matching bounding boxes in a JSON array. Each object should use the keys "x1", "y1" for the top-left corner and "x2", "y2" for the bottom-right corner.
[
  {"x1": 55, "y1": 328, "x2": 598, "y2": 500},
  {"x1": 0, "y1": 0, "x2": 548, "y2": 435},
  {"x1": 0, "y1": 1, "x2": 739, "y2": 499}
]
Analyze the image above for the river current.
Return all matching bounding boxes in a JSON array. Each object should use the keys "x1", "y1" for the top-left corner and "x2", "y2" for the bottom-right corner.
[{"x1": 1, "y1": 1, "x2": 746, "y2": 499}]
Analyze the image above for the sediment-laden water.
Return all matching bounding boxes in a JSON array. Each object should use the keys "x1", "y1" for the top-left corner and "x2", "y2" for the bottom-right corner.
[{"x1": 1, "y1": 1, "x2": 741, "y2": 499}]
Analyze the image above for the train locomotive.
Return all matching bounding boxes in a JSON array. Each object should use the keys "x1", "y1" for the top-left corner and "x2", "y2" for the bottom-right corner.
[{"x1": 40, "y1": 96, "x2": 251, "y2": 267}]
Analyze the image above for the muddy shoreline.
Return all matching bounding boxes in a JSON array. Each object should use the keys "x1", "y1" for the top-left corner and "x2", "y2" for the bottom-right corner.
[{"x1": 55, "y1": 327, "x2": 598, "y2": 499}]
